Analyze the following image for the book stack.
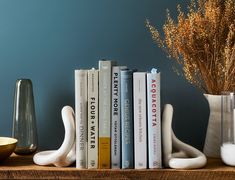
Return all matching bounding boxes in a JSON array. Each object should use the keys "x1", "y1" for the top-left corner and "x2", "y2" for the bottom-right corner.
[{"x1": 75, "y1": 60, "x2": 161, "y2": 169}]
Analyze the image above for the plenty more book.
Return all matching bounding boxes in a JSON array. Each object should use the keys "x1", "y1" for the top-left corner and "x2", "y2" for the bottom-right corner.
[{"x1": 111, "y1": 66, "x2": 127, "y2": 169}]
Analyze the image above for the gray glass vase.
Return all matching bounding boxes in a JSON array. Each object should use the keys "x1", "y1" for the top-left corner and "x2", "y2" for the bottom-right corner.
[{"x1": 12, "y1": 79, "x2": 38, "y2": 154}]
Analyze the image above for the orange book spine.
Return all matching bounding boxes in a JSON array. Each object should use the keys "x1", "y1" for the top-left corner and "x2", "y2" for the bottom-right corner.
[{"x1": 98, "y1": 137, "x2": 110, "y2": 169}]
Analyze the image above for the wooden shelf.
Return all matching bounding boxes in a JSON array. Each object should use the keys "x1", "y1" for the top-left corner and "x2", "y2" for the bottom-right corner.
[{"x1": 0, "y1": 154, "x2": 235, "y2": 179}]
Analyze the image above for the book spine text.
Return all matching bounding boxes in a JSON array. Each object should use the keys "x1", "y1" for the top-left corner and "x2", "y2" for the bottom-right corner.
[
  {"x1": 98, "y1": 60, "x2": 116, "y2": 168},
  {"x1": 87, "y1": 69, "x2": 99, "y2": 169},
  {"x1": 147, "y1": 69, "x2": 162, "y2": 168},
  {"x1": 121, "y1": 69, "x2": 134, "y2": 169},
  {"x1": 75, "y1": 70, "x2": 88, "y2": 169},
  {"x1": 133, "y1": 72, "x2": 147, "y2": 169}
]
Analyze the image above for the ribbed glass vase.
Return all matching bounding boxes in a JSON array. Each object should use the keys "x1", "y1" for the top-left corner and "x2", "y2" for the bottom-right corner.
[{"x1": 12, "y1": 79, "x2": 38, "y2": 154}]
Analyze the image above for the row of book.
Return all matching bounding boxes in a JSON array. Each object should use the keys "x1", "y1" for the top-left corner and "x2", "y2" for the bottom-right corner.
[{"x1": 75, "y1": 60, "x2": 161, "y2": 169}]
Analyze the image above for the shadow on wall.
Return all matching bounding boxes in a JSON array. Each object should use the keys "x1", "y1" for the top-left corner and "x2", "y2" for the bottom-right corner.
[
  {"x1": 37, "y1": 92, "x2": 74, "y2": 150},
  {"x1": 161, "y1": 83, "x2": 209, "y2": 151}
]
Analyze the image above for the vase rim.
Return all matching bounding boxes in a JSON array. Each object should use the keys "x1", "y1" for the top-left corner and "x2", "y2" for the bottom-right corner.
[
  {"x1": 204, "y1": 93, "x2": 222, "y2": 97},
  {"x1": 204, "y1": 92, "x2": 235, "y2": 97}
]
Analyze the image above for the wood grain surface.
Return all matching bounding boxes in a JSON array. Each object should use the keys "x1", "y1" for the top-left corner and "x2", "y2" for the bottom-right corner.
[{"x1": 0, "y1": 154, "x2": 235, "y2": 179}]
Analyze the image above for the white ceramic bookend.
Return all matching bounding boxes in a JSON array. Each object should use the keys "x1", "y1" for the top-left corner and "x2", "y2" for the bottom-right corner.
[
  {"x1": 162, "y1": 104, "x2": 207, "y2": 169},
  {"x1": 33, "y1": 106, "x2": 76, "y2": 167}
]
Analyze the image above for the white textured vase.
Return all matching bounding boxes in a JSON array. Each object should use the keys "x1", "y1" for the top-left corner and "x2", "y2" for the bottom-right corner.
[{"x1": 203, "y1": 94, "x2": 221, "y2": 158}]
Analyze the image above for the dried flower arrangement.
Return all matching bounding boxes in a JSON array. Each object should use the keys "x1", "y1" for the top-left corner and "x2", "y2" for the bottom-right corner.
[{"x1": 147, "y1": 0, "x2": 235, "y2": 95}]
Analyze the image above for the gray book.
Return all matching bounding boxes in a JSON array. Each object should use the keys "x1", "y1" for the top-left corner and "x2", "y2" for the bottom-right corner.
[{"x1": 121, "y1": 69, "x2": 134, "y2": 169}]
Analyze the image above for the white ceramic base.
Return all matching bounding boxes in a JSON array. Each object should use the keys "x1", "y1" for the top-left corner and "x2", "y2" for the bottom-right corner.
[
  {"x1": 221, "y1": 143, "x2": 235, "y2": 166},
  {"x1": 33, "y1": 106, "x2": 76, "y2": 167},
  {"x1": 162, "y1": 104, "x2": 207, "y2": 169}
]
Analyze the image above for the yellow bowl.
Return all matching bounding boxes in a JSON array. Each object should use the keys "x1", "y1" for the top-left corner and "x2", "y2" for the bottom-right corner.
[{"x1": 0, "y1": 137, "x2": 18, "y2": 161}]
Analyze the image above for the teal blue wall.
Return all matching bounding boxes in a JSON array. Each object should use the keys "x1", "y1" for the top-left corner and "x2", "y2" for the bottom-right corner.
[{"x1": 0, "y1": 0, "x2": 208, "y2": 150}]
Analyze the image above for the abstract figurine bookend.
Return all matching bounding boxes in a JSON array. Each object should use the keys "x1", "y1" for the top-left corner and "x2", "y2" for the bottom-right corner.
[
  {"x1": 162, "y1": 104, "x2": 207, "y2": 169},
  {"x1": 33, "y1": 106, "x2": 76, "y2": 167}
]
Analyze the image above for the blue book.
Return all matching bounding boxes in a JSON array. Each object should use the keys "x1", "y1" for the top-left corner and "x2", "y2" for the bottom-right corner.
[{"x1": 120, "y1": 69, "x2": 134, "y2": 169}]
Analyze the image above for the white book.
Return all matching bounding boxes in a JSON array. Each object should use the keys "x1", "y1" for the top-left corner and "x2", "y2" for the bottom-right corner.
[
  {"x1": 133, "y1": 72, "x2": 147, "y2": 169},
  {"x1": 75, "y1": 70, "x2": 88, "y2": 169},
  {"x1": 87, "y1": 68, "x2": 99, "y2": 169},
  {"x1": 147, "y1": 68, "x2": 162, "y2": 168},
  {"x1": 98, "y1": 60, "x2": 116, "y2": 169},
  {"x1": 111, "y1": 66, "x2": 127, "y2": 169}
]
